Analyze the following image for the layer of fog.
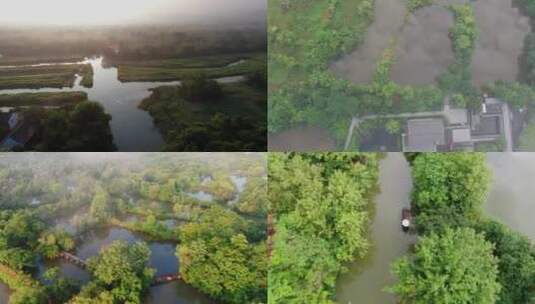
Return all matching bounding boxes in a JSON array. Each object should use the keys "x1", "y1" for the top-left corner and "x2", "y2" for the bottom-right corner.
[{"x1": 0, "y1": 0, "x2": 266, "y2": 27}]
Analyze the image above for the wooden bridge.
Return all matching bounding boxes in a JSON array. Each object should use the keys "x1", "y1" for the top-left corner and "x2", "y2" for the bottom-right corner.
[
  {"x1": 152, "y1": 274, "x2": 181, "y2": 286},
  {"x1": 59, "y1": 252, "x2": 87, "y2": 268},
  {"x1": 58, "y1": 251, "x2": 181, "y2": 286}
]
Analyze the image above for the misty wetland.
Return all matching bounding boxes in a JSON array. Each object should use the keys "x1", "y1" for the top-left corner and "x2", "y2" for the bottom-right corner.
[
  {"x1": 0, "y1": 0, "x2": 267, "y2": 152},
  {"x1": 0, "y1": 152, "x2": 267, "y2": 304}
]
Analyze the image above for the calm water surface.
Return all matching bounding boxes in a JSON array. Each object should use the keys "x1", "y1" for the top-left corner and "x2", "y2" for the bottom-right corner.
[
  {"x1": 336, "y1": 153, "x2": 415, "y2": 304},
  {"x1": 485, "y1": 153, "x2": 535, "y2": 241}
]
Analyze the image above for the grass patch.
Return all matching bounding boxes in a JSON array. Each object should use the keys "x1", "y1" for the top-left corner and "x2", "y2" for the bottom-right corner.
[
  {"x1": 0, "y1": 64, "x2": 93, "y2": 89},
  {"x1": 0, "y1": 91, "x2": 87, "y2": 107},
  {"x1": 116, "y1": 52, "x2": 266, "y2": 82}
]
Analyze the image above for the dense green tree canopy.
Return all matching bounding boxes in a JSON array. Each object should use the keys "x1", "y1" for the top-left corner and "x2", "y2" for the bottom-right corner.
[
  {"x1": 178, "y1": 206, "x2": 267, "y2": 303},
  {"x1": 268, "y1": 153, "x2": 379, "y2": 303},
  {"x1": 474, "y1": 220, "x2": 535, "y2": 304},
  {"x1": 410, "y1": 153, "x2": 490, "y2": 233},
  {"x1": 72, "y1": 241, "x2": 155, "y2": 304},
  {"x1": 390, "y1": 227, "x2": 501, "y2": 304}
]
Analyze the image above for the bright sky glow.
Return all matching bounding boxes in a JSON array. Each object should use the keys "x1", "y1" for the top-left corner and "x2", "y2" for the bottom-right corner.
[{"x1": 0, "y1": 0, "x2": 266, "y2": 25}]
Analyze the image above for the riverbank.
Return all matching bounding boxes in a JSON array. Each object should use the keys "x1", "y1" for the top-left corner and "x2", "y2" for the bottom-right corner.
[
  {"x1": 0, "y1": 63, "x2": 93, "y2": 90},
  {"x1": 0, "y1": 91, "x2": 87, "y2": 107},
  {"x1": 115, "y1": 52, "x2": 266, "y2": 82}
]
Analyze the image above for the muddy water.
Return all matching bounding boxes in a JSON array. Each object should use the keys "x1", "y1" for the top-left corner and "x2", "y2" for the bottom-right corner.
[
  {"x1": 336, "y1": 153, "x2": 415, "y2": 304},
  {"x1": 329, "y1": 0, "x2": 407, "y2": 84},
  {"x1": 390, "y1": 5, "x2": 454, "y2": 85},
  {"x1": 268, "y1": 126, "x2": 336, "y2": 151},
  {"x1": 471, "y1": 0, "x2": 531, "y2": 86},
  {"x1": 485, "y1": 153, "x2": 535, "y2": 241},
  {"x1": 331, "y1": 0, "x2": 531, "y2": 88}
]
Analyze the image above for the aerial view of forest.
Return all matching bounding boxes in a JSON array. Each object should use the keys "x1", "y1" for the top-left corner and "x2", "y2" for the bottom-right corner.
[
  {"x1": 0, "y1": 152, "x2": 267, "y2": 303},
  {"x1": 0, "y1": 0, "x2": 267, "y2": 152},
  {"x1": 268, "y1": 152, "x2": 535, "y2": 303},
  {"x1": 268, "y1": 0, "x2": 535, "y2": 152}
]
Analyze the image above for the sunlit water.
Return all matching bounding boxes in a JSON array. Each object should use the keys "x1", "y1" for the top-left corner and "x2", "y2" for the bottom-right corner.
[
  {"x1": 0, "y1": 57, "x2": 245, "y2": 151},
  {"x1": 336, "y1": 153, "x2": 415, "y2": 304}
]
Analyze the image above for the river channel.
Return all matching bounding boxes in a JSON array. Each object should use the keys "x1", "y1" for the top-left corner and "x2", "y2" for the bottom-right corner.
[
  {"x1": 336, "y1": 153, "x2": 415, "y2": 304},
  {"x1": 0, "y1": 57, "x2": 245, "y2": 152},
  {"x1": 336, "y1": 153, "x2": 535, "y2": 304}
]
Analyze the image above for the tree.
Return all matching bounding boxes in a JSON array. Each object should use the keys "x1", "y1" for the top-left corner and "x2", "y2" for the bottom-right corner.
[
  {"x1": 385, "y1": 119, "x2": 401, "y2": 135},
  {"x1": 474, "y1": 220, "x2": 535, "y2": 304},
  {"x1": 268, "y1": 153, "x2": 379, "y2": 303},
  {"x1": 89, "y1": 186, "x2": 113, "y2": 222},
  {"x1": 178, "y1": 206, "x2": 266, "y2": 303},
  {"x1": 38, "y1": 230, "x2": 75, "y2": 259},
  {"x1": 390, "y1": 227, "x2": 501, "y2": 304},
  {"x1": 180, "y1": 74, "x2": 223, "y2": 102},
  {"x1": 66, "y1": 101, "x2": 116, "y2": 151},
  {"x1": 410, "y1": 153, "x2": 490, "y2": 233},
  {"x1": 75, "y1": 241, "x2": 155, "y2": 304},
  {"x1": 518, "y1": 118, "x2": 535, "y2": 151}
]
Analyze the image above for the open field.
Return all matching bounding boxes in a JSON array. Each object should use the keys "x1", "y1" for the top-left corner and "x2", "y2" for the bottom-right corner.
[
  {"x1": 0, "y1": 91, "x2": 87, "y2": 107},
  {"x1": 0, "y1": 64, "x2": 93, "y2": 89},
  {"x1": 116, "y1": 52, "x2": 266, "y2": 82}
]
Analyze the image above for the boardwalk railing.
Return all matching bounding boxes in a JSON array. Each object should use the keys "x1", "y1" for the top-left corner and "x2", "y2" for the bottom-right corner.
[
  {"x1": 58, "y1": 252, "x2": 87, "y2": 268},
  {"x1": 152, "y1": 274, "x2": 181, "y2": 286},
  {"x1": 58, "y1": 252, "x2": 182, "y2": 286}
]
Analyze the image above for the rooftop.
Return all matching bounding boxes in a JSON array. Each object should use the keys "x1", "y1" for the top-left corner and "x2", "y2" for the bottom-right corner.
[{"x1": 404, "y1": 118, "x2": 445, "y2": 152}]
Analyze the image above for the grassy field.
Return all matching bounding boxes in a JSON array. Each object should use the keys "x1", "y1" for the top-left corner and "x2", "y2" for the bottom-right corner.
[
  {"x1": 0, "y1": 91, "x2": 87, "y2": 107},
  {"x1": 116, "y1": 52, "x2": 266, "y2": 82},
  {"x1": 0, "y1": 64, "x2": 93, "y2": 89}
]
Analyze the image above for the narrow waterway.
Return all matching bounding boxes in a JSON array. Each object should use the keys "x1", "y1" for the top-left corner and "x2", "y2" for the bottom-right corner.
[
  {"x1": 0, "y1": 57, "x2": 245, "y2": 151},
  {"x1": 336, "y1": 153, "x2": 415, "y2": 303},
  {"x1": 0, "y1": 283, "x2": 10, "y2": 304},
  {"x1": 485, "y1": 153, "x2": 535, "y2": 241}
]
